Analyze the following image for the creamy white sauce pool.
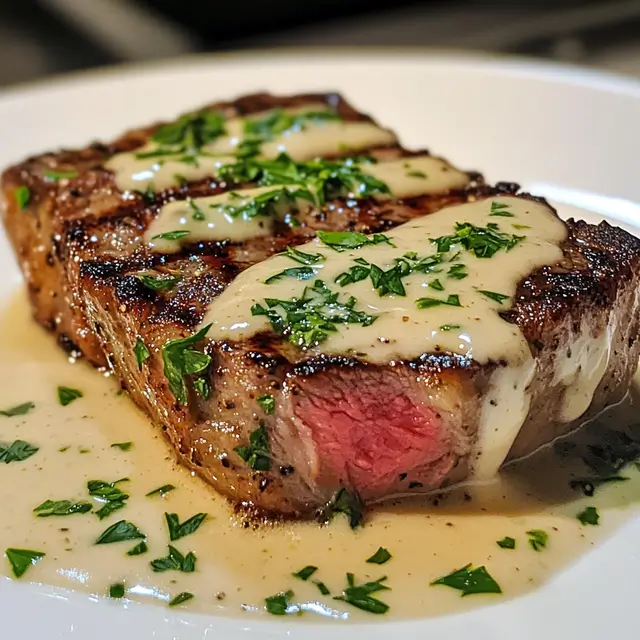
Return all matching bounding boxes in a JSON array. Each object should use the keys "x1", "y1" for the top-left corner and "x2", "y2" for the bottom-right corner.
[{"x1": 2, "y1": 284, "x2": 639, "y2": 620}]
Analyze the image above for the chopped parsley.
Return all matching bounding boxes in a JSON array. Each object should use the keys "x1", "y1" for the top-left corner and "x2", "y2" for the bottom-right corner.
[
  {"x1": 44, "y1": 169, "x2": 79, "y2": 181},
  {"x1": 188, "y1": 199, "x2": 206, "y2": 221},
  {"x1": 5, "y1": 548, "x2": 45, "y2": 578},
  {"x1": 134, "y1": 337, "x2": 150, "y2": 369},
  {"x1": 109, "y1": 583, "x2": 125, "y2": 599},
  {"x1": 489, "y1": 201, "x2": 514, "y2": 217},
  {"x1": 150, "y1": 545, "x2": 197, "y2": 573},
  {"x1": 264, "y1": 266, "x2": 316, "y2": 285},
  {"x1": 265, "y1": 589, "x2": 295, "y2": 615},
  {"x1": 95, "y1": 520, "x2": 145, "y2": 545},
  {"x1": 33, "y1": 499, "x2": 92, "y2": 517},
  {"x1": 136, "y1": 274, "x2": 181, "y2": 292},
  {"x1": 496, "y1": 536, "x2": 516, "y2": 549},
  {"x1": 433, "y1": 221, "x2": 524, "y2": 258},
  {"x1": 292, "y1": 565, "x2": 318, "y2": 581},
  {"x1": 146, "y1": 484, "x2": 176, "y2": 498},
  {"x1": 234, "y1": 422, "x2": 270, "y2": 471},
  {"x1": 366, "y1": 547, "x2": 392, "y2": 564},
  {"x1": 429, "y1": 279, "x2": 444, "y2": 291},
  {"x1": 284, "y1": 245, "x2": 326, "y2": 265},
  {"x1": 161, "y1": 325, "x2": 211, "y2": 405},
  {"x1": 447, "y1": 263, "x2": 468, "y2": 279},
  {"x1": 477, "y1": 290, "x2": 510, "y2": 304},
  {"x1": 314, "y1": 580, "x2": 331, "y2": 596},
  {"x1": 88, "y1": 478, "x2": 130, "y2": 520},
  {"x1": 406, "y1": 170, "x2": 427, "y2": 178},
  {"x1": 110, "y1": 442, "x2": 132, "y2": 451},
  {"x1": 245, "y1": 108, "x2": 340, "y2": 142},
  {"x1": 251, "y1": 279, "x2": 376, "y2": 349},
  {"x1": 0, "y1": 401, "x2": 35, "y2": 417},
  {"x1": 168, "y1": 591, "x2": 194, "y2": 607},
  {"x1": 127, "y1": 541, "x2": 148, "y2": 556},
  {"x1": 317, "y1": 230, "x2": 393, "y2": 252},
  {"x1": 415, "y1": 294, "x2": 461, "y2": 309},
  {"x1": 439, "y1": 324, "x2": 461, "y2": 331},
  {"x1": 149, "y1": 110, "x2": 226, "y2": 157},
  {"x1": 57, "y1": 386, "x2": 83, "y2": 407},
  {"x1": 218, "y1": 186, "x2": 315, "y2": 221},
  {"x1": 334, "y1": 574, "x2": 390, "y2": 614},
  {"x1": 14, "y1": 186, "x2": 30, "y2": 210},
  {"x1": 527, "y1": 529, "x2": 548, "y2": 551},
  {"x1": 151, "y1": 230, "x2": 191, "y2": 242},
  {"x1": 327, "y1": 488, "x2": 364, "y2": 529},
  {"x1": 577, "y1": 506, "x2": 600, "y2": 526},
  {"x1": 0, "y1": 440, "x2": 39, "y2": 463},
  {"x1": 256, "y1": 394, "x2": 275, "y2": 414},
  {"x1": 431, "y1": 564, "x2": 502, "y2": 596},
  {"x1": 165, "y1": 512, "x2": 207, "y2": 541}
]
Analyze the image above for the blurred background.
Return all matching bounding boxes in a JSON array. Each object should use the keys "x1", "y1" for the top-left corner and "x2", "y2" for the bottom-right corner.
[{"x1": 1, "y1": 0, "x2": 640, "y2": 87}]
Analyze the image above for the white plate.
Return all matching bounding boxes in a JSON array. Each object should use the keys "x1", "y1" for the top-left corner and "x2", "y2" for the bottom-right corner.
[{"x1": 1, "y1": 50, "x2": 640, "y2": 639}]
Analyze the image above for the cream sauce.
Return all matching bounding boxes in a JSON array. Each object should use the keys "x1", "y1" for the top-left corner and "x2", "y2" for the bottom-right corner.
[
  {"x1": 106, "y1": 103, "x2": 398, "y2": 193},
  {"x1": 145, "y1": 186, "x2": 311, "y2": 253},
  {"x1": 144, "y1": 155, "x2": 470, "y2": 252},
  {"x1": 202, "y1": 196, "x2": 567, "y2": 365},
  {"x1": 1, "y1": 294, "x2": 640, "y2": 620}
]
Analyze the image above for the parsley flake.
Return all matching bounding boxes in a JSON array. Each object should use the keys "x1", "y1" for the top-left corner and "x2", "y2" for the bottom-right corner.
[
  {"x1": 146, "y1": 484, "x2": 176, "y2": 498},
  {"x1": 265, "y1": 590, "x2": 295, "y2": 615},
  {"x1": 95, "y1": 520, "x2": 145, "y2": 545},
  {"x1": 496, "y1": 536, "x2": 516, "y2": 549},
  {"x1": 5, "y1": 548, "x2": 45, "y2": 578},
  {"x1": 111, "y1": 442, "x2": 133, "y2": 451},
  {"x1": 366, "y1": 547, "x2": 392, "y2": 564},
  {"x1": 0, "y1": 440, "x2": 39, "y2": 463},
  {"x1": 256, "y1": 394, "x2": 275, "y2": 414},
  {"x1": 57, "y1": 386, "x2": 83, "y2": 406},
  {"x1": 415, "y1": 294, "x2": 461, "y2": 309},
  {"x1": 150, "y1": 545, "x2": 196, "y2": 573},
  {"x1": 334, "y1": 574, "x2": 390, "y2": 614},
  {"x1": 431, "y1": 564, "x2": 502, "y2": 596},
  {"x1": 478, "y1": 290, "x2": 510, "y2": 304},
  {"x1": 234, "y1": 422, "x2": 270, "y2": 471},
  {"x1": 164, "y1": 512, "x2": 207, "y2": 541},
  {"x1": 134, "y1": 337, "x2": 150, "y2": 369},
  {"x1": 168, "y1": 591, "x2": 194, "y2": 607},
  {"x1": 33, "y1": 499, "x2": 92, "y2": 517},
  {"x1": 292, "y1": 565, "x2": 318, "y2": 581},
  {"x1": 527, "y1": 529, "x2": 548, "y2": 551},
  {"x1": 577, "y1": 506, "x2": 600, "y2": 526},
  {"x1": 109, "y1": 583, "x2": 125, "y2": 598},
  {"x1": 14, "y1": 186, "x2": 30, "y2": 210},
  {"x1": 0, "y1": 401, "x2": 35, "y2": 417}
]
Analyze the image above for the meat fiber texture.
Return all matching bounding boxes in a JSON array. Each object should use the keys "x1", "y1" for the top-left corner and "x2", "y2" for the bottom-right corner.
[{"x1": 2, "y1": 92, "x2": 640, "y2": 521}]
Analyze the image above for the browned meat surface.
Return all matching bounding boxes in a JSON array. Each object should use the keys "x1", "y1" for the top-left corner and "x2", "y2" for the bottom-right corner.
[{"x1": 2, "y1": 92, "x2": 639, "y2": 522}]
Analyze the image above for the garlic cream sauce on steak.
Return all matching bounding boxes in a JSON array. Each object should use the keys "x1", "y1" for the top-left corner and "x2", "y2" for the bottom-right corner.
[
  {"x1": 145, "y1": 155, "x2": 470, "y2": 252},
  {"x1": 202, "y1": 196, "x2": 567, "y2": 478},
  {"x1": 106, "y1": 103, "x2": 398, "y2": 193}
]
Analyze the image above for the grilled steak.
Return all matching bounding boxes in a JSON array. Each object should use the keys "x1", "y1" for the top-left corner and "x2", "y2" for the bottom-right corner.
[{"x1": 2, "y1": 92, "x2": 639, "y2": 521}]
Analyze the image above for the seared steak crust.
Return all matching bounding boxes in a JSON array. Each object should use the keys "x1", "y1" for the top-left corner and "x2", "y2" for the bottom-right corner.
[{"x1": 2, "y1": 92, "x2": 639, "y2": 519}]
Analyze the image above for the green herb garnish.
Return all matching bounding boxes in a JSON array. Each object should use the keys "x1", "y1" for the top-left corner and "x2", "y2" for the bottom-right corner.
[
  {"x1": 366, "y1": 547, "x2": 392, "y2": 564},
  {"x1": 218, "y1": 186, "x2": 314, "y2": 221},
  {"x1": 327, "y1": 488, "x2": 364, "y2": 529},
  {"x1": 150, "y1": 545, "x2": 197, "y2": 573},
  {"x1": 234, "y1": 422, "x2": 270, "y2": 471},
  {"x1": 165, "y1": 512, "x2": 207, "y2": 541},
  {"x1": 496, "y1": 537, "x2": 516, "y2": 549},
  {"x1": 136, "y1": 274, "x2": 181, "y2": 292},
  {"x1": 245, "y1": 108, "x2": 340, "y2": 142},
  {"x1": 149, "y1": 110, "x2": 226, "y2": 156},
  {"x1": 0, "y1": 401, "x2": 35, "y2": 417},
  {"x1": 251, "y1": 279, "x2": 376, "y2": 348},
  {"x1": 134, "y1": 337, "x2": 150, "y2": 369},
  {"x1": 429, "y1": 279, "x2": 444, "y2": 291},
  {"x1": 577, "y1": 506, "x2": 600, "y2": 526},
  {"x1": 5, "y1": 548, "x2": 45, "y2": 578},
  {"x1": 0, "y1": 440, "x2": 39, "y2": 463},
  {"x1": 257, "y1": 394, "x2": 275, "y2": 414},
  {"x1": 14, "y1": 186, "x2": 30, "y2": 210},
  {"x1": 188, "y1": 199, "x2": 207, "y2": 221},
  {"x1": 88, "y1": 478, "x2": 130, "y2": 520},
  {"x1": 527, "y1": 529, "x2": 548, "y2": 551},
  {"x1": 33, "y1": 499, "x2": 92, "y2": 517},
  {"x1": 109, "y1": 583, "x2": 125, "y2": 598},
  {"x1": 439, "y1": 324, "x2": 461, "y2": 331},
  {"x1": 447, "y1": 263, "x2": 468, "y2": 279},
  {"x1": 415, "y1": 294, "x2": 461, "y2": 309},
  {"x1": 265, "y1": 590, "x2": 294, "y2": 615},
  {"x1": 477, "y1": 290, "x2": 510, "y2": 304},
  {"x1": 151, "y1": 230, "x2": 191, "y2": 242},
  {"x1": 334, "y1": 574, "x2": 390, "y2": 614},
  {"x1": 314, "y1": 581, "x2": 330, "y2": 596},
  {"x1": 161, "y1": 325, "x2": 211, "y2": 405},
  {"x1": 264, "y1": 266, "x2": 316, "y2": 285},
  {"x1": 284, "y1": 245, "x2": 326, "y2": 265},
  {"x1": 431, "y1": 564, "x2": 501, "y2": 596},
  {"x1": 406, "y1": 170, "x2": 427, "y2": 178},
  {"x1": 95, "y1": 520, "x2": 145, "y2": 545},
  {"x1": 317, "y1": 230, "x2": 393, "y2": 252},
  {"x1": 57, "y1": 387, "x2": 83, "y2": 407},
  {"x1": 44, "y1": 169, "x2": 79, "y2": 181},
  {"x1": 146, "y1": 484, "x2": 176, "y2": 498},
  {"x1": 292, "y1": 565, "x2": 318, "y2": 581},
  {"x1": 433, "y1": 221, "x2": 524, "y2": 258},
  {"x1": 127, "y1": 541, "x2": 148, "y2": 556},
  {"x1": 489, "y1": 201, "x2": 514, "y2": 217},
  {"x1": 111, "y1": 442, "x2": 132, "y2": 451},
  {"x1": 168, "y1": 591, "x2": 194, "y2": 607}
]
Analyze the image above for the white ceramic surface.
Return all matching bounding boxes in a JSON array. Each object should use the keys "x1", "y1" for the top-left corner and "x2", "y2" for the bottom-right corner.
[{"x1": 1, "y1": 50, "x2": 639, "y2": 639}]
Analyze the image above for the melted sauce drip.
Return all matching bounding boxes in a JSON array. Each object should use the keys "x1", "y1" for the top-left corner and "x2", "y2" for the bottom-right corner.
[
  {"x1": 1, "y1": 294, "x2": 639, "y2": 621},
  {"x1": 105, "y1": 104, "x2": 398, "y2": 193}
]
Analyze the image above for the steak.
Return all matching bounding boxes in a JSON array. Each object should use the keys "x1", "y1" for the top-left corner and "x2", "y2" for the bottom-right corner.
[{"x1": 2, "y1": 92, "x2": 640, "y2": 522}]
